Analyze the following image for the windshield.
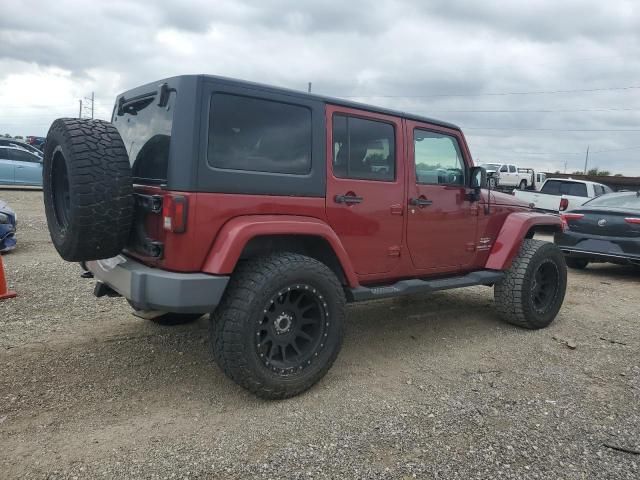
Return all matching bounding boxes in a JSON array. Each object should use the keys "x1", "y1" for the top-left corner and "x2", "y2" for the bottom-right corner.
[
  {"x1": 584, "y1": 192, "x2": 640, "y2": 210},
  {"x1": 480, "y1": 163, "x2": 501, "y2": 171}
]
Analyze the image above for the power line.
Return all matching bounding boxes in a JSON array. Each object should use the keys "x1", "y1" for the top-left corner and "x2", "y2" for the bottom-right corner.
[
  {"x1": 424, "y1": 108, "x2": 640, "y2": 113},
  {"x1": 337, "y1": 85, "x2": 640, "y2": 99},
  {"x1": 463, "y1": 127, "x2": 640, "y2": 132},
  {"x1": 498, "y1": 145, "x2": 640, "y2": 156}
]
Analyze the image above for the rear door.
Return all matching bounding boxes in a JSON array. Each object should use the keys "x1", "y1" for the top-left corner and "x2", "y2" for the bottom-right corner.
[
  {"x1": 325, "y1": 106, "x2": 405, "y2": 276},
  {"x1": 405, "y1": 121, "x2": 477, "y2": 272},
  {"x1": 0, "y1": 148, "x2": 15, "y2": 184}
]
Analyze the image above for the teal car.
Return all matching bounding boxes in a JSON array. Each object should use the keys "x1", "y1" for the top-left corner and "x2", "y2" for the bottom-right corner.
[{"x1": 0, "y1": 146, "x2": 43, "y2": 186}]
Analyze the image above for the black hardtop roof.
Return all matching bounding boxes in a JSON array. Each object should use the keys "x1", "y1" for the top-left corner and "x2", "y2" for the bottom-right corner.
[{"x1": 122, "y1": 74, "x2": 461, "y2": 131}]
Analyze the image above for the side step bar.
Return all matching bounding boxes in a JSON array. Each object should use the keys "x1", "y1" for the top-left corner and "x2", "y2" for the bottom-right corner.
[{"x1": 347, "y1": 270, "x2": 504, "y2": 302}]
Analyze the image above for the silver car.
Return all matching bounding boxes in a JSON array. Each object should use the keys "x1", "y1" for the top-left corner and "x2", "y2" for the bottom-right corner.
[{"x1": 0, "y1": 146, "x2": 43, "y2": 186}]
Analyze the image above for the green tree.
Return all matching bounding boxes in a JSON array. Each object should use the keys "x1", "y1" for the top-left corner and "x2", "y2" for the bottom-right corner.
[{"x1": 587, "y1": 167, "x2": 610, "y2": 176}]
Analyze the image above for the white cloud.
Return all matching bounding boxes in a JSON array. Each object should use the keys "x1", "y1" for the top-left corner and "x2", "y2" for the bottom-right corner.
[{"x1": 1, "y1": 0, "x2": 639, "y2": 174}]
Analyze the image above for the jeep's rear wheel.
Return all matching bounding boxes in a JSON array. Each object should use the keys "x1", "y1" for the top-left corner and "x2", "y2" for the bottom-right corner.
[
  {"x1": 43, "y1": 118, "x2": 133, "y2": 262},
  {"x1": 494, "y1": 239, "x2": 567, "y2": 329},
  {"x1": 211, "y1": 253, "x2": 345, "y2": 399}
]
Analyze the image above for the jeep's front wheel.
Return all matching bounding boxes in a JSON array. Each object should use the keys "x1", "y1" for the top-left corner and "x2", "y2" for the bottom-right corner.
[
  {"x1": 211, "y1": 253, "x2": 345, "y2": 399},
  {"x1": 494, "y1": 239, "x2": 567, "y2": 329}
]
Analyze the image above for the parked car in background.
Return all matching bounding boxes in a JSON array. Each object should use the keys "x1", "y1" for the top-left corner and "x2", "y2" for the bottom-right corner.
[
  {"x1": 534, "y1": 172, "x2": 546, "y2": 190},
  {"x1": 26, "y1": 136, "x2": 46, "y2": 149},
  {"x1": 0, "y1": 146, "x2": 43, "y2": 186},
  {"x1": 514, "y1": 178, "x2": 613, "y2": 213},
  {"x1": 480, "y1": 163, "x2": 538, "y2": 190},
  {"x1": 0, "y1": 138, "x2": 43, "y2": 158},
  {"x1": 0, "y1": 199, "x2": 17, "y2": 252},
  {"x1": 555, "y1": 191, "x2": 640, "y2": 268}
]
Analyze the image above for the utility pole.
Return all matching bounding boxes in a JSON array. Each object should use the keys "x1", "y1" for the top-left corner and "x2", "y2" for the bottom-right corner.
[
  {"x1": 78, "y1": 99, "x2": 82, "y2": 119},
  {"x1": 308, "y1": 82, "x2": 312, "y2": 93},
  {"x1": 83, "y1": 92, "x2": 95, "y2": 119},
  {"x1": 563, "y1": 159, "x2": 568, "y2": 174},
  {"x1": 583, "y1": 145, "x2": 590, "y2": 174}
]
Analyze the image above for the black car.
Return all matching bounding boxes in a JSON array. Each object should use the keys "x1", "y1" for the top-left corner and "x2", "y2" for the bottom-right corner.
[{"x1": 555, "y1": 191, "x2": 640, "y2": 269}]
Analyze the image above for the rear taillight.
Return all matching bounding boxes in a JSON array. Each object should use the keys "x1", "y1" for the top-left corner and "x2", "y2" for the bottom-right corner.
[
  {"x1": 625, "y1": 217, "x2": 640, "y2": 225},
  {"x1": 559, "y1": 198, "x2": 569, "y2": 211},
  {"x1": 561, "y1": 213, "x2": 584, "y2": 232},
  {"x1": 162, "y1": 194, "x2": 188, "y2": 233}
]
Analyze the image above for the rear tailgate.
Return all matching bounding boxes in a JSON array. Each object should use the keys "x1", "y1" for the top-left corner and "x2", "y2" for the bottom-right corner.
[{"x1": 513, "y1": 190, "x2": 561, "y2": 212}]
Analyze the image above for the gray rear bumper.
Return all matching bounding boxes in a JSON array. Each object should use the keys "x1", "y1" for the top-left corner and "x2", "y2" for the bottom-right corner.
[{"x1": 86, "y1": 256, "x2": 229, "y2": 313}]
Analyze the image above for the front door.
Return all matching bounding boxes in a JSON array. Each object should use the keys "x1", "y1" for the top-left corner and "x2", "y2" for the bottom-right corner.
[
  {"x1": 325, "y1": 106, "x2": 405, "y2": 276},
  {"x1": 406, "y1": 122, "x2": 477, "y2": 273}
]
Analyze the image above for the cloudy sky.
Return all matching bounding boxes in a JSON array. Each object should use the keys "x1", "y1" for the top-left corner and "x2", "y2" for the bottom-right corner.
[{"x1": 1, "y1": 0, "x2": 639, "y2": 174}]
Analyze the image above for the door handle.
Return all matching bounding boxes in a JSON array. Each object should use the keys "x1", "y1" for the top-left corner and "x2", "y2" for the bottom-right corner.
[
  {"x1": 335, "y1": 194, "x2": 363, "y2": 205},
  {"x1": 409, "y1": 197, "x2": 433, "y2": 207}
]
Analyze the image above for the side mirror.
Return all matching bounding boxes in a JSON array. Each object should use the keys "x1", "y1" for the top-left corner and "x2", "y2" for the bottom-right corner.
[{"x1": 470, "y1": 166, "x2": 487, "y2": 189}]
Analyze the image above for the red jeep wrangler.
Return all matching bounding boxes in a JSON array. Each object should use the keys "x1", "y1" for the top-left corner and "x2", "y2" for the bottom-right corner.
[{"x1": 42, "y1": 75, "x2": 566, "y2": 399}]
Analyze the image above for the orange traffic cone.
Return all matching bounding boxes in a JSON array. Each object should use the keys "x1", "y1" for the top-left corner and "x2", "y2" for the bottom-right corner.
[{"x1": 0, "y1": 254, "x2": 17, "y2": 300}]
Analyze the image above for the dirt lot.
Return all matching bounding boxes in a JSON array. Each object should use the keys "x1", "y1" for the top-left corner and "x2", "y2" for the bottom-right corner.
[{"x1": 1, "y1": 189, "x2": 638, "y2": 479}]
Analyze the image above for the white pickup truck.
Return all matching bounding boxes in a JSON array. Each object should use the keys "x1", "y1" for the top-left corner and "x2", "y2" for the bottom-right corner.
[
  {"x1": 513, "y1": 178, "x2": 613, "y2": 213},
  {"x1": 480, "y1": 163, "x2": 536, "y2": 190}
]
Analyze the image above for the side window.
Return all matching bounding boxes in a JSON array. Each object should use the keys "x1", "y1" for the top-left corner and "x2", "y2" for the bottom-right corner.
[
  {"x1": 509, "y1": 165, "x2": 516, "y2": 173},
  {"x1": 500, "y1": 165, "x2": 508, "y2": 172},
  {"x1": 594, "y1": 185, "x2": 604, "y2": 196},
  {"x1": 413, "y1": 130, "x2": 465, "y2": 186},
  {"x1": 13, "y1": 150, "x2": 39, "y2": 163},
  {"x1": 332, "y1": 114, "x2": 395, "y2": 181},
  {"x1": 208, "y1": 94, "x2": 312, "y2": 175}
]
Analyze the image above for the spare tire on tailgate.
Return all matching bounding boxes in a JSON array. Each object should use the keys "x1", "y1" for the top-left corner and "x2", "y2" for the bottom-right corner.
[{"x1": 43, "y1": 118, "x2": 134, "y2": 262}]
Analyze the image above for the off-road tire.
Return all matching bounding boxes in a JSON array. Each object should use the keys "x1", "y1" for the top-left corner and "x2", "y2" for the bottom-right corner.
[
  {"x1": 519, "y1": 179, "x2": 527, "y2": 190},
  {"x1": 565, "y1": 257, "x2": 589, "y2": 270},
  {"x1": 494, "y1": 239, "x2": 567, "y2": 329},
  {"x1": 43, "y1": 118, "x2": 133, "y2": 262},
  {"x1": 211, "y1": 253, "x2": 346, "y2": 399}
]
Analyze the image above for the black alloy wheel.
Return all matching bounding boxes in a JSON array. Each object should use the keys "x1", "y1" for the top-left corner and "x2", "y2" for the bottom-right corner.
[
  {"x1": 256, "y1": 284, "x2": 328, "y2": 375},
  {"x1": 530, "y1": 259, "x2": 560, "y2": 314}
]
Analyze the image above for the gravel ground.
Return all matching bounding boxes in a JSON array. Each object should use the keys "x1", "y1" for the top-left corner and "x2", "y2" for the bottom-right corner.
[{"x1": 1, "y1": 189, "x2": 638, "y2": 479}]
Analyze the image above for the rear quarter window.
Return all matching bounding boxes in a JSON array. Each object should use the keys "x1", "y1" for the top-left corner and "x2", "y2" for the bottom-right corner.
[
  {"x1": 207, "y1": 94, "x2": 312, "y2": 175},
  {"x1": 540, "y1": 180, "x2": 587, "y2": 197},
  {"x1": 113, "y1": 92, "x2": 175, "y2": 183}
]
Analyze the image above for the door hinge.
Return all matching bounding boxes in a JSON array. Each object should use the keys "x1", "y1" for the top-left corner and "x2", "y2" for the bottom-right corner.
[{"x1": 388, "y1": 246, "x2": 401, "y2": 257}]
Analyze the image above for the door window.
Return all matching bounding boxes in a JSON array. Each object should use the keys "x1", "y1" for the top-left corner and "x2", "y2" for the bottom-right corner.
[
  {"x1": 414, "y1": 130, "x2": 464, "y2": 185},
  {"x1": 509, "y1": 165, "x2": 516, "y2": 173},
  {"x1": 332, "y1": 115, "x2": 395, "y2": 181},
  {"x1": 500, "y1": 165, "x2": 508, "y2": 172}
]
